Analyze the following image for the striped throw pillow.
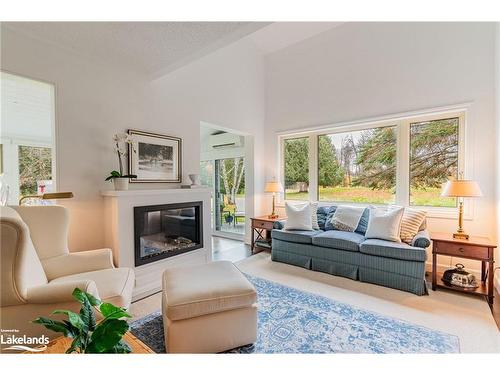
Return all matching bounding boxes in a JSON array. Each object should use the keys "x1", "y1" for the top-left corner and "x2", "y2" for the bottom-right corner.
[{"x1": 400, "y1": 208, "x2": 427, "y2": 244}]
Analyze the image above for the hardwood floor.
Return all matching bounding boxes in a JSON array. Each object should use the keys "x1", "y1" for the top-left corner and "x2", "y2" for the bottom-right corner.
[{"x1": 212, "y1": 236, "x2": 252, "y2": 262}]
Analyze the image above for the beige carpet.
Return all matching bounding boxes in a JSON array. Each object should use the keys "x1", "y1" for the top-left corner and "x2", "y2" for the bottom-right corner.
[{"x1": 236, "y1": 252, "x2": 500, "y2": 353}]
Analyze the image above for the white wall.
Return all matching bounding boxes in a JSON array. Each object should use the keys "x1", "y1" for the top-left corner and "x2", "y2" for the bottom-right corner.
[
  {"x1": 495, "y1": 23, "x2": 500, "y2": 293},
  {"x1": 1, "y1": 26, "x2": 266, "y2": 250},
  {"x1": 264, "y1": 22, "x2": 498, "y2": 272}
]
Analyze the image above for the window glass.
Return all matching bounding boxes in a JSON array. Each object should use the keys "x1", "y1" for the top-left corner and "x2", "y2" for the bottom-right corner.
[
  {"x1": 18, "y1": 145, "x2": 52, "y2": 196},
  {"x1": 284, "y1": 137, "x2": 309, "y2": 200},
  {"x1": 318, "y1": 126, "x2": 397, "y2": 204},
  {"x1": 409, "y1": 118, "x2": 459, "y2": 207}
]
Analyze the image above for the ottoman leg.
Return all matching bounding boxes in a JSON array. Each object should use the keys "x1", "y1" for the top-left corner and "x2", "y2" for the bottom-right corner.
[{"x1": 165, "y1": 305, "x2": 257, "y2": 354}]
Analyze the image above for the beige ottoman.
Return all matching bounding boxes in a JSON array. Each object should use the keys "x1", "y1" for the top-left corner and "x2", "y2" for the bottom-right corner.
[{"x1": 162, "y1": 261, "x2": 258, "y2": 353}]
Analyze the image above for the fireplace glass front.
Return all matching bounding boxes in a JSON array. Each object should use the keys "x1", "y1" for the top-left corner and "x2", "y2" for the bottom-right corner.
[{"x1": 134, "y1": 202, "x2": 203, "y2": 266}]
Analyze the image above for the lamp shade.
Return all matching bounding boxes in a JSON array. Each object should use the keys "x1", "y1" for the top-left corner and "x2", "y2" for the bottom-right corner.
[
  {"x1": 264, "y1": 181, "x2": 283, "y2": 193},
  {"x1": 441, "y1": 180, "x2": 483, "y2": 198}
]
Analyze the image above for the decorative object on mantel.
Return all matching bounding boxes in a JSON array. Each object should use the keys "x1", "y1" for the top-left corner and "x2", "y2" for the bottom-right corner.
[
  {"x1": 181, "y1": 174, "x2": 202, "y2": 189},
  {"x1": 128, "y1": 129, "x2": 182, "y2": 183},
  {"x1": 106, "y1": 133, "x2": 137, "y2": 191},
  {"x1": 33, "y1": 288, "x2": 132, "y2": 353},
  {"x1": 440, "y1": 176, "x2": 483, "y2": 240},
  {"x1": 19, "y1": 191, "x2": 73, "y2": 206},
  {"x1": 264, "y1": 179, "x2": 283, "y2": 219}
]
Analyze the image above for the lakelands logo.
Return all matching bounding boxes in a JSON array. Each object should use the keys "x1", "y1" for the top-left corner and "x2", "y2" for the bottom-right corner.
[{"x1": 1, "y1": 329, "x2": 49, "y2": 352}]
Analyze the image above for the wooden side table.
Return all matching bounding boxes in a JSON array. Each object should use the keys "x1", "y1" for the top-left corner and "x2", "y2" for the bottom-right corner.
[
  {"x1": 23, "y1": 331, "x2": 154, "y2": 354},
  {"x1": 250, "y1": 216, "x2": 285, "y2": 253},
  {"x1": 431, "y1": 232, "x2": 496, "y2": 305}
]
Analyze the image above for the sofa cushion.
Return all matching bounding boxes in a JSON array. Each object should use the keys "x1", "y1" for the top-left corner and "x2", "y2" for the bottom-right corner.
[
  {"x1": 360, "y1": 239, "x2": 427, "y2": 262},
  {"x1": 271, "y1": 229, "x2": 322, "y2": 244},
  {"x1": 51, "y1": 267, "x2": 135, "y2": 307},
  {"x1": 311, "y1": 230, "x2": 365, "y2": 252}
]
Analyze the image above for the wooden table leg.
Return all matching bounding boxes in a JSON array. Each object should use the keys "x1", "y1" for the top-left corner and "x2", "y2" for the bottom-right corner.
[
  {"x1": 432, "y1": 250, "x2": 437, "y2": 291},
  {"x1": 487, "y1": 259, "x2": 494, "y2": 305},
  {"x1": 251, "y1": 227, "x2": 255, "y2": 254},
  {"x1": 481, "y1": 261, "x2": 486, "y2": 282}
]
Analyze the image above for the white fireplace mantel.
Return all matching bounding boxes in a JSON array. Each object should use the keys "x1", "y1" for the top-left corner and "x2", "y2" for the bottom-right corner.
[{"x1": 101, "y1": 188, "x2": 212, "y2": 300}]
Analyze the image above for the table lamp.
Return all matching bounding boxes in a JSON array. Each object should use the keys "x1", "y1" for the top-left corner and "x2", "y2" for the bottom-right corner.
[
  {"x1": 264, "y1": 180, "x2": 283, "y2": 219},
  {"x1": 441, "y1": 179, "x2": 482, "y2": 240},
  {"x1": 19, "y1": 191, "x2": 74, "y2": 206}
]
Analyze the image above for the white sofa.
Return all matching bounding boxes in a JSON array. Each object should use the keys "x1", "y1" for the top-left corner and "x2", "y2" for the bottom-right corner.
[{"x1": 0, "y1": 205, "x2": 135, "y2": 339}]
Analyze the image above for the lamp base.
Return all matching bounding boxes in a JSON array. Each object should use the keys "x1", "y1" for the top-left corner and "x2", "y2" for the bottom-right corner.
[
  {"x1": 268, "y1": 214, "x2": 279, "y2": 219},
  {"x1": 453, "y1": 232, "x2": 469, "y2": 240}
]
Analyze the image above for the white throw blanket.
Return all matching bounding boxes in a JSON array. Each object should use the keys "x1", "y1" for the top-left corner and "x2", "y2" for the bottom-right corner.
[{"x1": 330, "y1": 206, "x2": 365, "y2": 232}]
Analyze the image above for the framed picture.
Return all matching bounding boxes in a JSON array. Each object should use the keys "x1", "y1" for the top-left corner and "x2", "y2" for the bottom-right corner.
[{"x1": 128, "y1": 129, "x2": 182, "y2": 183}]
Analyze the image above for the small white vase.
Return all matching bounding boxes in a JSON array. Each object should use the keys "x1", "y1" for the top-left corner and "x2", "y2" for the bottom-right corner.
[{"x1": 113, "y1": 177, "x2": 129, "y2": 191}]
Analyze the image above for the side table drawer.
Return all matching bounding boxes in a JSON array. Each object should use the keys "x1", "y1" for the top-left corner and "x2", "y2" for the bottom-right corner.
[
  {"x1": 252, "y1": 220, "x2": 274, "y2": 231},
  {"x1": 434, "y1": 241, "x2": 489, "y2": 259}
]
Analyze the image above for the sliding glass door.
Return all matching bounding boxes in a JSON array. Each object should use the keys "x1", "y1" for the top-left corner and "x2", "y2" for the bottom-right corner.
[{"x1": 200, "y1": 158, "x2": 245, "y2": 237}]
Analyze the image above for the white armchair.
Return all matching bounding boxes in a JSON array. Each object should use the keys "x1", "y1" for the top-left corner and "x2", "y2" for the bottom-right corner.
[{"x1": 0, "y1": 206, "x2": 135, "y2": 339}]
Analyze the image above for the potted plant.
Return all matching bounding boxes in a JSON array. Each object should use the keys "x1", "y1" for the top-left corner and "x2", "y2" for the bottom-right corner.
[
  {"x1": 33, "y1": 288, "x2": 132, "y2": 353},
  {"x1": 106, "y1": 133, "x2": 137, "y2": 190}
]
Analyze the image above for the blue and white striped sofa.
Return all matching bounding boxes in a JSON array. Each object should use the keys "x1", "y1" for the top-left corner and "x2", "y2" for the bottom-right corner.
[{"x1": 271, "y1": 205, "x2": 430, "y2": 295}]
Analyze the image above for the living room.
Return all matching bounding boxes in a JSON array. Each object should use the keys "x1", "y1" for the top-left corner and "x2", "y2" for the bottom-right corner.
[{"x1": 1, "y1": 1, "x2": 499, "y2": 373}]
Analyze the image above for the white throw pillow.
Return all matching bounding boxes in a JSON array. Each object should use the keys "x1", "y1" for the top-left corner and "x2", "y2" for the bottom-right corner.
[
  {"x1": 365, "y1": 206, "x2": 404, "y2": 242},
  {"x1": 284, "y1": 202, "x2": 313, "y2": 231}
]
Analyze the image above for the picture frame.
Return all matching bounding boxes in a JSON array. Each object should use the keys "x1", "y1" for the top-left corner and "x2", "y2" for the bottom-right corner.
[{"x1": 127, "y1": 129, "x2": 182, "y2": 183}]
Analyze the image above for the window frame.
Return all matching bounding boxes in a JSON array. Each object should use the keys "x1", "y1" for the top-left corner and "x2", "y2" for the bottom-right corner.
[
  {"x1": 277, "y1": 106, "x2": 468, "y2": 219},
  {"x1": 0, "y1": 70, "x2": 57, "y2": 205}
]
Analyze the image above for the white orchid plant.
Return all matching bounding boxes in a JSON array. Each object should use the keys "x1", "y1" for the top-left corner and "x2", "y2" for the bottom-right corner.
[{"x1": 105, "y1": 133, "x2": 137, "y2": 181}]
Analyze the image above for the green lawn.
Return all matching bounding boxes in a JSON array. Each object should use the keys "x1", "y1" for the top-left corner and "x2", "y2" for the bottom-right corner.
[{"x1": 286, "y1": 186, "x2": 456, "y2": 207}]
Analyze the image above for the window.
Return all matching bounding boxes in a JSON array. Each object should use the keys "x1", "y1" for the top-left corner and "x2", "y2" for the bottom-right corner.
[
  {"x1": 318, "y1": 126, "x2": 396, "y2": 204},
  {"x1": 279, "y1": 109, "x2": 464, "y2": 212},
  {"x1": 18, "y1": 145, "x2": 52, "y2": 197},
  {"x1": 0, "y1": 72, "x2": 56, "y2": 205},
  {"x1": 283, "y1": 137, "x2": 309, "y2": 200},
  {"x1": 409, "y1": 118, "x2": 459, "y2": 207}
]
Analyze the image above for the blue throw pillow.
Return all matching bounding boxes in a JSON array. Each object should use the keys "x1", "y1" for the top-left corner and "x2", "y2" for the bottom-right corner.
[
  {"x1": 355, "y1": 208, "x2": 370, "y2": 235},
  {"x1": 316, "y1": 206, "x2": 330, "y2": 230},
  {"x1": 323, "y1": 206, "x2": 338, "y2": 231}
]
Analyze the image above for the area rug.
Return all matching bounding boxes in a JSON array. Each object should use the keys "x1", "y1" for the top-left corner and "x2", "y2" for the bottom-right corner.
[{"x1": 130, "y1": 274, "x2": 460, "y2": 353}]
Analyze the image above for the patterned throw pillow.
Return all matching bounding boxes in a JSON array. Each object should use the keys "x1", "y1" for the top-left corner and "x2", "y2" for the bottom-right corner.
[
  {"x1": 330, "y1": 206, "x2": 366, "y2": 232},
  {"x1": 311, "y1": 202, "x2": 319, "y2": 230},
  {"x1": 400, "y1": 207, "x2": 427, "y2": 244}
]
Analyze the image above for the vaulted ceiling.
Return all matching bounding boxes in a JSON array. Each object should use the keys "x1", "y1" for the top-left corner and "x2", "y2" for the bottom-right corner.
[
  {"x1": 2, "y1": 22, "x2": 343, "y2": 79},
  {"x1": 2, "y1": 22, "x2": 269, "y2": 78}
]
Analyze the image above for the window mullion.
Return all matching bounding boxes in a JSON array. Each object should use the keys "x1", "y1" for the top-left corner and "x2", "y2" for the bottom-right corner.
[
  {"x1": 396, "y1": 121, "x2": 410, "y2": 206},
  {"x1": 309, "y1": 135, "x2": 318, "y2": 202}
]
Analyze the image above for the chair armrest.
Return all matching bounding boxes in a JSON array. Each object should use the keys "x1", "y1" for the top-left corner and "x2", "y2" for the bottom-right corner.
[
  {"x1": 26, "y1": 280, "x2": 99, "y2": 304},
  {"x1": 412, "y1": 230, "x2": 431, "y2": 248},
  {"x1": 42, "y1": 248, "x2": 114, "y2": 280},
  {"x1": 273, "y1": 220, "x2": 287, "y2": 230}
]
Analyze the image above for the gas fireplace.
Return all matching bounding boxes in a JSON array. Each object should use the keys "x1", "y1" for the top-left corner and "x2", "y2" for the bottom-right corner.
[{"x1": 134, "y1": 201, "x2": 203, "y2": 266}]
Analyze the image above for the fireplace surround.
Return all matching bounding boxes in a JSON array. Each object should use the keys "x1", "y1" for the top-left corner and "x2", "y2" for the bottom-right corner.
[
  {"x1": 102, "y1": 188, "x2": 211, "y2": 300},
  {"x1": 134, "y1": 201, "x2": 203, "y2": 266}
]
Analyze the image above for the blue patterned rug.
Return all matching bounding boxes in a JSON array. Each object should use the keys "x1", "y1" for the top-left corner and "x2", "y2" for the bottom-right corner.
[{"x1": 130, "y1": 274, "x2": 460, "y2": 353}]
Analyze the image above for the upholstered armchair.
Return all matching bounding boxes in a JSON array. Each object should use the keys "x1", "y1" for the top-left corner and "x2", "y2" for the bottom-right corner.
[{"x1": 0, "y1": 205, "x2": 135, "y2": 339}]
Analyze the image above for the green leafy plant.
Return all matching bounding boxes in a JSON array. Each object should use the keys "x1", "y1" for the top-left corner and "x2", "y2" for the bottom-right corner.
[
  {"x1": 105, "y1": 170, "x2": 137, "y2": 181},
  {"x1": 33, "y1": 288, "x2": 132, "y2": 353}
]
